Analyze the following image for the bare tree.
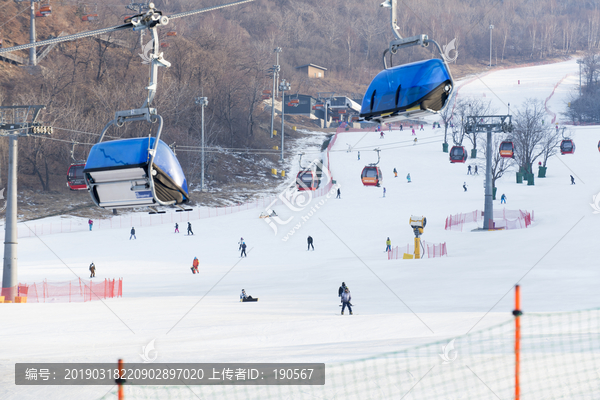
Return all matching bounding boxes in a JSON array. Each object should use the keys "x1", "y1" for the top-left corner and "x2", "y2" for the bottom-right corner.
[
  {"x1": 478, "y1": 135, "x2": 512, "y2": 192},
  {"x1": 539, "y1": 125, "x2": 565, "y2": 168},
  {"x1": 510, "y1": 99, "x2": 552, "y2": 174}
]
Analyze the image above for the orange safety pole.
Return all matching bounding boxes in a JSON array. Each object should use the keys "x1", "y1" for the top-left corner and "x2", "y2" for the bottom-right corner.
[
  {"x1": 117, "y1": 358, "x2": 125, "y2": 400},
  {"x1": 513, "y1": 284, "x2": 522, "y2": 400}
]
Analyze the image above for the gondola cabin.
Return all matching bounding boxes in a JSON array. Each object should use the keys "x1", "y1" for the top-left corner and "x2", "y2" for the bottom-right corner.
[
  {"x1": 449, "y1": 146, "x2": 468, "y2": 163},
  {"x1": 296, "y1": 170, "x2": 319, "y2": 191},
  {"x1": 560, "y1": 139, "x2": 575, "y2": 155},
  {"x1": 83, "y1": 137, "x2": 189, "y2": 209},
  {"x1": 499, "y1": 141, "x2": 514, "y2": 158},
  {"x1": 361, "y1": 166, "x2": 382, "y2": 186},
  {"x1": 67, "y1": 163, "x2": 87, "y2": 190},
  {"x1": 360, "y1": 59, "x2": 453, "y2": 124},
  {"x1": 39, "y1": 4, "x2": 52, "y2": 15}
]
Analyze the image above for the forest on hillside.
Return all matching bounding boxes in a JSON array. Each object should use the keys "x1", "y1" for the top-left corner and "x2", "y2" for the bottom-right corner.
[{"x1": 0, "y1": 0, "x2": 599, "y2": 193}]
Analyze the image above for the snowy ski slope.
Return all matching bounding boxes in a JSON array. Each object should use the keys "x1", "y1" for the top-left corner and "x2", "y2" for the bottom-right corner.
[{"x1": 1, "y1": 58, "x2": 599, "y2": 399}]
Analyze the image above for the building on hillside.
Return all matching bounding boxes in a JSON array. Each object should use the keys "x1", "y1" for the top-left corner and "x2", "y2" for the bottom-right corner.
[{"x1": 295, "y1": 63, "x2": 327, "y2": 79}]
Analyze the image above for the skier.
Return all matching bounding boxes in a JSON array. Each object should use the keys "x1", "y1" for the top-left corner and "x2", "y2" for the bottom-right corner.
[
  {"x1": 463, "y1": 182, "x2": 468, "y2": 192},
  {"x1": 191, "y1": 257, "x2": 199, "y2": 274},
  {"x1": 411, "y1": 128, "x2": 415, "y2": 135},
  {"x1": 338, "y1": 282, "x2": 347, "y2": 297},
  {"x1": 407, "y1": 173, "x2": 411, "y2": 183},
  {"x1": 388, "y1": 123, "x2": 392, "y2": 132},
  {"x1": 238, "y1": 237, "x2": 244, "y2": 250},
  {"x1": 383, "y1": 187, "x2": 386, "y2": 197},
  {"x1": 89, "y1": 262, "x2": 96, "y2": 278},
  {"x1": 385, "y1": 237, "x2": 391, "y2": 252},
  {"x1": 341, "y1": 287, "x2": 353, "y2": 315},
  {"x1": 307, "y1": 235, "x2": 314, "y2": 251},
  {"x1": 88, "y1": 219, "x2": 93, "y2": 231},
  {"x1": 240, "y1": 241, "x2": 247, "y2": 257},
  {"x1": 467, "y1": 165, "x2": 472, "y2": 175},
  {"x1": 174, "y1": 223, "x2": 179, "y2": 233},
  {"x1": 336, "y1": 188, "x2": 341, "y2": 199},
  {"x1": 570, "y1": 175, "x2": 575, "y2": 184},
  {"x1": 474, "y1": 165, "x2": 479, "y2": 175},
  {"x1": 187, "y1": 222, "x2": 194, "y2": 235},
  {"x1": 393, "y1": 167, "x2": 398, "y2": 178},
  {"x1": 414, "y1": 137, "x2": 418, "y2": 145},
  {"x1": 380, "y1": 131, "x2": 385, "y2": 139},
  {"x1": 357, "y1": 151, "x2": 360, "y2": 161},
  {"x1": 420, "y1": 124, "x2": 424, "y2": 131},
  {"x1": 240, "y1": 289, "x2": 257, "y2": 302},
  {"x1": 400, "y1": 124, "x2": 403, "y2": 131},
  {"x1": 130, "y1": 227, "x2": 136, "y2": 240},
  {"x1": 501, "y1": 194, "x2": 507, "y2": 204}
]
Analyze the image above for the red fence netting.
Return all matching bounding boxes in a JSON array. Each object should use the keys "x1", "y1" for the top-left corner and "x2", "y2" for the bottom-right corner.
[
  {"x1": 387, "y1": 242, "x2": 448, "y2": 260},
  {"x1": 445, "y1": 209, "x2": 533, "y2": 231},
  {"x1": 1, "y1": 278, "x2": 122, "y2": 303}
]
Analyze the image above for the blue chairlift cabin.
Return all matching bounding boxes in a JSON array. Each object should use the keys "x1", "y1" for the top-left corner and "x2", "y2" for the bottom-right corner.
[
  {"x1": 360, "y1": 59, "x2": 453, "y2": 124},
  {"x1": 84, "y1": 137, "x2": 189, "y2": 209}
]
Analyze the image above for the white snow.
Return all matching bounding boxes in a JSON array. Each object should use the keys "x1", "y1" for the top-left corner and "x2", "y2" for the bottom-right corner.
[{"x1": 1, "y1": 58, "x2": 599, "y2": 399}]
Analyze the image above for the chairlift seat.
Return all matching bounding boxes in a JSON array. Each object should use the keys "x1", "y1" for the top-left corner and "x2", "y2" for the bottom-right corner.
[
  {"x1": 84, "y1": 138, "x2": 189, "y2": 209},
  {"x1": 360, "y1": 59, "x2": 452, "y2": 123}
]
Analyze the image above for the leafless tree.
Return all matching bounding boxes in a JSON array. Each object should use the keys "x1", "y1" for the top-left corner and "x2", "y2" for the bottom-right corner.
[
  {"x1": 478, "y1": 135, "x2": 512, "y2": 191},
  {"x1": 510, "y1": 99, "x2": 552, "y2": 173}
]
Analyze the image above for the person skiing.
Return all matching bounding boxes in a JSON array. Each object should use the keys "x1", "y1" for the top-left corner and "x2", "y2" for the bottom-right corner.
[
  {"x1": 240, "y1": 289, "x2": 256, "y2": 302},
  {"x1": 336, "y1": 188, "x2": 341, "y2": 199},
  {"x1": 383, "y1": 187, "x2": 386, "y2": 197},
  {"x1": 501, "y1": 194, "x2": 507, "y2": 204},
  {"x1": 388, "y1": 123, "x2": 392, "y2": 132},
  {"x1": 400, "y1": 124, "x2": 403, "y2": 131},
  {"x1": 174, "y1": 223, "x2": 179, "y2": 233},
  {"x1": 341, "y1": 287, "x2": 352, "y2": 315},
  {"x1": 192, "y1": 257, "x2": 199, "y2": 274},
  {"x1": 238, "y1": 237, "x2": 244, "y2": 250},
  {"x1": 463, "y1": 182, "x2": 468, "y2": 192},
  {"x1": 88, "y1": 219, "x2": 93, "y2": 231},
  {"x1": 420, "y1": 124, "x2": 424, "y2": 131},
  {"x1": 307, "y1": 235, "x2": 314, "y2": 251},
  {"x1": 89, "y1": 262, "x2": 96, "y2": 278},
  {"x1": 407, "y1": 173, "x2": 411, "y2": 183},
  {"x1": 380, "y1": 131, "x2": 385, "y2": 139},
  {"x1": 474, "y1": 165, "x2": 479, "y2": 175},
  {"x1": 411, "y1": 128, "x2": 415, "y2": 135},
  {"x1": 130, "y1": 227, "x2": 136, "y2": 240},
  {"x1": 187, "y1": 222, "x2": 194, "y2": 235},
  {"x1": 338, "y1": 282, "x2": 347, "y2": 297},
  {"x1": 357, "y1": 151, "x2": 360, "y2": 161},
  {"x1": 570, "y1": 175, "x2": 575, "y2": 185},
  {"x1": 385, "y1": 237, "x2": 391, "y2": 252},
  {"x1": 240, "y1": 241, "x2": 247, "y2": 257},
  {"x1": 393, "y1": 167, "x2": 398, "y2": 178},
  {"x1": 467, "y1": 165, "x2": 472, "y2": 175}
]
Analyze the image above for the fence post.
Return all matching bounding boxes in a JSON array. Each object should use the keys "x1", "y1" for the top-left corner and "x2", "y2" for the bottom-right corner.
[{"x1": 514, "y1": 284, "x2": 522, "y2": 400}]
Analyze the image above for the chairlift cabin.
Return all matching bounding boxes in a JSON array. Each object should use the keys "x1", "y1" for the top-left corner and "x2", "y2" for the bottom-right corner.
[
  {"x1": 361, "y1": 166, "x2": 382, "y2": 186},
  {"x1": 499, "y1": 141, "x2": 514, "y2": 158},
  {"x1": 84, "y1": 137, "x2": 189, "y2": 209},
  {"x1": 296, "y1": 170, "x2": 320, "y2": 191},
  {"x1": 449, "y1": 146, "x2": 467, "y2": 163},
  {"x1": 360, "y1": 59, "x2": 453, "y2": 124},
  {"x1": 67, "y1": 163, "x2": 87, "y2": 190},
  {"x1": 560, "y1": 139, "x2": 575, "y2": 155}
]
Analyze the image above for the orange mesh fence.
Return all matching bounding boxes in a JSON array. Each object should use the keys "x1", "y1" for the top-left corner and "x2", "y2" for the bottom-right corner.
[
  {"x1": 445, "y1": 209, "x2": 533, "y2": 231},
  {"x1": 1, "y1": 278, "x2": 122, "y2": 303}
]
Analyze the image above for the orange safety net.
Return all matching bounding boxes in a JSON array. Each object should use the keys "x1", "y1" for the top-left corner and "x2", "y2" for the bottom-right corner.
[{"x1": 1, "y1": 278, "x2": 123, "y2": 303}]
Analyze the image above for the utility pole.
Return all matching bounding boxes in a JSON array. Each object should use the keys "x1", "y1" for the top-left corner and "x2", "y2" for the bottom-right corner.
[
  {"x1": 269, "y1": 64, "x2": 280, "y2": 139},
  {"x1": 489, "y1": 24, "x2": 494, "y2": 68},
  {"x1": 465, "y1": 114, "x2": 512, "y2": 230},
  {"x1": 195, "y1": 96, "x2": 208, "y2": 191},
  {"x1": 0, "y1": 105, "x2": 50, "y2": 301},
  {"x1": 274, "y1": 48, "x2": 282, "y2": 98},
  {"x1": 576, "y1": 59, "x2": 584, "y2": 97},
  {"x1": 279, "y1": 78, "x2": 290, "y2": 161}
]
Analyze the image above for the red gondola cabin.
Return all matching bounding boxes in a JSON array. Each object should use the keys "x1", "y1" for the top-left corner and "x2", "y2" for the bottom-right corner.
[
  {"x1": 67, "y1": 163, "x2": 87, "y2": 190},
  {"x1": 449, "y1": 146, "x2": 468, "y2": 163},
  {"x1": 361, "y1": 166, "x2": 382, "y2": 186},
  {"x1": 296, "y1": 170, "x2": 319, "y2": 191},
  {"x1": 560, "y1": 139, "x2": 575, "y2": 155},
  {"x1": 499, "y1": 141, "x2": 514, "y2": 158}
]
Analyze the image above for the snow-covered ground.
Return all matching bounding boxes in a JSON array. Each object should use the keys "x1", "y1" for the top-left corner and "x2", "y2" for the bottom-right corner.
[{"x1": 2, "y1": 58, "x2": 599, "y2": 399}]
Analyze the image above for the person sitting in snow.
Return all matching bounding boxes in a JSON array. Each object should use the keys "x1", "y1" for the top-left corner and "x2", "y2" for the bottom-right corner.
[{"x1": 240, "y1": 289, "x2": 256, "y2": 301}]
